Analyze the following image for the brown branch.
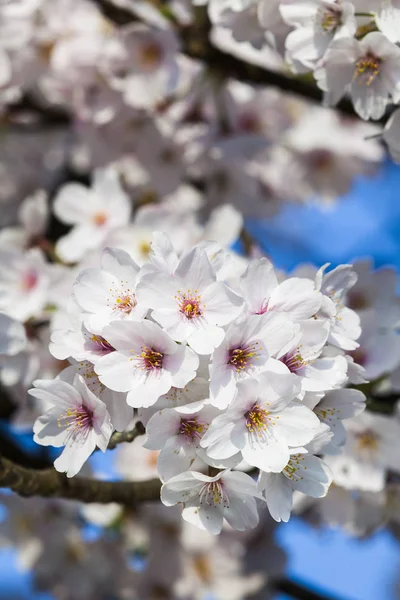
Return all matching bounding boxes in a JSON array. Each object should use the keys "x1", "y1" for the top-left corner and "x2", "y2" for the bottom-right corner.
[
  {"x1": 93, "y1": 0, "x2": 364, "y2": 119},
  {"x1": 107, "y1": 421, "x2": 145, "y2": 450},
  {"x1": 0, "y1": 454, "x2": 161, "y2": 505}
]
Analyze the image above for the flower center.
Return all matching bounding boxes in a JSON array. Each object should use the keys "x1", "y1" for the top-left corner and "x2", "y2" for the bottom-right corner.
[
  {"x1": 20, "y1": 270, "x2": 38, "y2": 292},
  {"x1": 179, "y1": 417, "x2": 205, "y2": 442},
  {"x1": 199, "y1": 481, "x2": 229, "y2": 508},
  {"x1": 280, "y1": 348, "x2": 307, "y2": 373},
  {"x1": 115, "y1": 293, "x2": 137, "y2": 314},
  {"x1": 93, "y1": 211, "x2": 107, "y2": 226},
  {"x1": 319, "y1": 8, "x2": 341, "y2": 32},
  {"x1": 139, "y1": 41, "x2": 163, "y2": 69},
  {"x1": 140, "y1": 346, "x2": 164, "y2": 370},
  {"x1": 283, "y1": 454, "x2": 305, "y2": 482},
  {"x1": 356, "y1": 430, "x2": 379, "y2": 453},
  {"x1": 354, "y1": 54, "x2": 381, "y2": 86},
  {"x1": 58, "y1": 406, "x2": 93, "y2": 431},
  {"x1": 244, "y1": 403, "x2": 270, "y2": 433},
  {"x1": 227, "y1": 342, "x2": 260, "y2": 372},
  {"x1": 175, "y1": 290, "x2": 203, "y2": 320}
]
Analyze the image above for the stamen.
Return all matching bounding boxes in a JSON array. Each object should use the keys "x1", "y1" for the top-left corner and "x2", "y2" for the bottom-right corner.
[
  {"x1": 319, "y1": 7, "x2": 341, "y2": 33},
  {"x1": 354, "y1": 54, "x2": 381, "y2": 86},
  {"x1": 356, "y1": 430, "x2": 379, "y2": 453},
  {"x1": 198, "y1": 481, "x2": 229, "y2": 508},
  {"x1": 280, "y1": 348, "x2": 307, "y2": 373},
  {"x1": 93, "y1": 212, "x2": 107, "y2": 226},
  {"x1": 283, "y1": 454, "x2": 306, "y2": 482},
  {"x1": 90, "y1": 335, "x2": 115, "y2": 354},
  {"x1": 140, "y1": 346, "x2": 164, "y2": 370},
  {"x1": 175, "y1": 290, "x2": 203, "y2": 320},
  {"x1": 58, "y1": 406, "x2": 93, "y2": 431},
  {"x1": 227, "y1": 342, "x2": 260, "y2": 372},
  {"x1": 179, "y1": 418, "x2": 205, "y2": 442},
  {"x1": 245, "y1": 403, "x2": 270, "y2": 434}
]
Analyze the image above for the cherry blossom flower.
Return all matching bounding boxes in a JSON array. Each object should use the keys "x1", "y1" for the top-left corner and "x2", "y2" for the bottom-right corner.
[
  {"x1": 201, "y1": 369, "x2": 320, "y2": 472},
  {"x1": 144, "y1": 402, "x2": 219, "y2": 480},
  {"x1": 161, "y1": 469, "x2": 261, "y2": 534},
  {"x1": 30, "y1": 374, "x2": 113, "y2": 477},
  {"x1": 258, "y1": 425, "x2": 333, "y2": 522},
  {"x1": 95, "y1": 319, "x2": 199, "y2": 408},
  {"x1": 325, "y1": 411, "x2": 400, "y2": 492},
  {"x1": 281, "y1": 0, "x2": 357, "y2": 71},
  {"x1": 137, "y1": 246, "x2": 243, "y2": 354},
  {"x1": 54, "y1": 167, "x2": 131, "y2": 263},
  {"x1": 209, "y1": 312, "x2": 297, "y2": 409},
  {"x1": 276, "y1": 320, "x2": 348, "y2": 395},
  {"x1": 315, "y1": 32, "x2": 400, "y2": 120},
  {"x1": 74, "y1": 247, "x2": 147, "y2": 334},
  {"x1": 240, "y1": 257, "x2": 322, "y2": 320},
  {"x1": 0, "y1": 248, "x2": 50, "y2": 322}
]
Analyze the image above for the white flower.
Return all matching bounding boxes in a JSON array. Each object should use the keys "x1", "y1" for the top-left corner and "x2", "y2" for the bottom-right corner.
[
  {"x1": 209, "y1": 312, "x2": 297, "y2": 409},
  {"x1": 30, "y1": 374, "x2": 113, "y2": 477},
  {"x1": 304, "y1": 388, "x2": 366, "y2": 450},
  {"x1": 258, "y1": 425, "x2": 333, "y2": 522},
  {"x1": 137, "y1": 246, "x2": 243, "y2": 354},
  {"x1": 325, "y1": 411, "x2": 400, "y2": 492},
  {"x1": 315, "y1": 32, "x2": 400, "y2": 120},
  {"x1": 74, "y1": 247, "x2": 147, "y2": 335},
  {"x1": 94, "y1": 319, "x2": 199, "y2": 408},
  {"x1": 240, "y1": 257, "x2": 322, "y2": 320},
  {"x1": 277, "y1": 320, "x2": 348, "y2": 394},
  {"x1": 62, "y1": 362, "x2": 132, "y2": 433},
  {"x1": 317, "y1": 264, "x2": 361, "y2": 351},
  {"x1": 0, "y1": 313, "x2": 27, "y2": 356},
  {"x1": 201, "y1": 369, "x2": 320, "y2": 472},
  {"x1": 374, "y1": 0, "x2": 400, "y2": 44},
  {"x1": 0, "y1": 248, "x2": 50, "y2": 322},
  {"x1": 281, "y1": 0, "x2": 357, "y2": 70},
  {"x1": 54, "y1": 167, "x2": 131, "y2": 263},
  {"x1": 143, "y1": 402, "x2": 219, "y2": 480},
  {"x1": 161, "y1": 469, "x2": 261, "y2": 534}
]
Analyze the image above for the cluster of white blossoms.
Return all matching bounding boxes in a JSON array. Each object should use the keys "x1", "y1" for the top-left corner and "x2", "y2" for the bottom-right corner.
[
  {"x1": 195, "y1": 0, "x2": 400, "y2": 163},
  {"x1": 27, "y1": 232, "x2": 367, "y2": 534}
]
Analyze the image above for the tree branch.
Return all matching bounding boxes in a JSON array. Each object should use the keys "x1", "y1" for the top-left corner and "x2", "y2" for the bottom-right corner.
[
  {"x1": 94, "y1": 0, "x2": 363, "y2": 119},
  {"x1": 0, "y1": 454, "x2": 161, "y2": 505},
  {"x1": 107, "y1": 421, "x2": 145, "y2": 450}
]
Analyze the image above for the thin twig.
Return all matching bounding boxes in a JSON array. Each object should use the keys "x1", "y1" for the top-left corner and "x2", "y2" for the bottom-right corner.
[{"x1": 108, "y1": 421, "x2": 146, "y2": 450}]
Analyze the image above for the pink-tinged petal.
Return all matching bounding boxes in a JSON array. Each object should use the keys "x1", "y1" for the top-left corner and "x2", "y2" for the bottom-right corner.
[
  {"x1": 29, "y1": 379, "x2": 81, "y2": 409},
  {"x1": 241, "y1": 257, "x2": 278, "y2": 314}
]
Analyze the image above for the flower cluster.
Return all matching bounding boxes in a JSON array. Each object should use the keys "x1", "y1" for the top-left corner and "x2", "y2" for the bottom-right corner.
[{"x1": 28, "y1": 234, "x2": 367, "y2": 533}]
